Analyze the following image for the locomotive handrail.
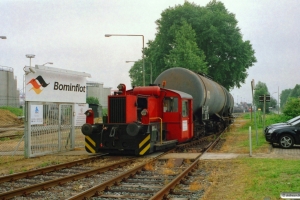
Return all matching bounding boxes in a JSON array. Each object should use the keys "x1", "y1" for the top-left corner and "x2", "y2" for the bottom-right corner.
[{"x1": 150, "y1": 117, "x2": 163, "y2": 144}]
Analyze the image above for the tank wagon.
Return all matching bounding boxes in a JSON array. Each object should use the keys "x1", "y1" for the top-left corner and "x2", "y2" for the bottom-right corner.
[{"x1": 81, "y1": 67, "x2": 234, "y2": 156}]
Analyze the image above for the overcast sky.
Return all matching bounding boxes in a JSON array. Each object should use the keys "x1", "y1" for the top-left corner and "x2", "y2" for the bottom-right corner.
[{"x1": 1, "y1": 0, "x2": 299, "y2": 104}]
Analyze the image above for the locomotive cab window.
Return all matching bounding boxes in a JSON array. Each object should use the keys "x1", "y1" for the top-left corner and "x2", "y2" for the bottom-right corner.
[
  {"x1": 137, "y1": 97, "x2": 148, "y2": 120},
  {"x1": 163, "y1": 97, "x2": 178, "y2": 112},
  {"x1": 182, "y1": 100, "x2": 189, "y2": 117}
]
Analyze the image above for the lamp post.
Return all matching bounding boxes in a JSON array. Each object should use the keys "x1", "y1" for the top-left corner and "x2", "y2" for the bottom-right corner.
[
  {"x1": 24, "y1": 54, "x2": 35, "y2": 116},
  {"x1": 105, "y1": 34, "x2": 145, "y2": 86},
  {"x1": 0, "y1": 36, "x2": 6, "y2": 39},
  {"x1": 272, "y1": 92, "x2": 277, "y2": 113},
  {"x1": 272, "y1": 89, "x2": 280, "y2": 114},
  {"x1": 26, "y1": 54, "x2": 35, "y2": 67},
  {"x1": 278, "y1": 86, "x2": 280, "y2": 114}
]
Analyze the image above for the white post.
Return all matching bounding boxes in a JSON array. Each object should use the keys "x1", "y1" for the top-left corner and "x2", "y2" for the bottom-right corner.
[{"x1": 249, "y1": 126, "x2": 252, "y2": 157}]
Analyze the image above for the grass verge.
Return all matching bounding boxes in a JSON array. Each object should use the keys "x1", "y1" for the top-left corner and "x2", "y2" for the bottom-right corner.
[
  {"x1": 203, "y1": 114, "x2": 300, "y2": 200},
  {"x1": 0, "y1": 106, "x2": 23, "y2": 116}
]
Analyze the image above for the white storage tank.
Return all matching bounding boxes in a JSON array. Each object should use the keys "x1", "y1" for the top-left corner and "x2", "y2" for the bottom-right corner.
[
  {"x1": 0, "y1": 66, "x2": 20, "y2": 107},
  {"x1": 86, "y1": 81, "x2": 112, "y2": 109}
]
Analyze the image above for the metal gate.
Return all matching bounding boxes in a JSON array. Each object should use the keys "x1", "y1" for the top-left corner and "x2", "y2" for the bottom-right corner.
[{"x1": 24, "y1": 101, "x2": 83, "y2": 158}]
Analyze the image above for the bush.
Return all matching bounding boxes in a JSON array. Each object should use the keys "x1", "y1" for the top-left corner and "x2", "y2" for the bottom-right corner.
[
  {"x1": 102, "y1": 108, "x2": 107, "y2": 116},
  {"x1": 244, "y1": 112, "x2": 291, "y2": 128},
  {"x1": 86, "y1": 97, "x2": 100, "y2": 105},
  {"x1": 282, "y1": 97, "x2": 300, "y2": 117}
]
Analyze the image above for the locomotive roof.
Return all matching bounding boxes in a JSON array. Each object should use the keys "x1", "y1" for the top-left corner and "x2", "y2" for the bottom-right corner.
[{"x1": 167, "y1": 89, "x2": 193, "y2": 99}]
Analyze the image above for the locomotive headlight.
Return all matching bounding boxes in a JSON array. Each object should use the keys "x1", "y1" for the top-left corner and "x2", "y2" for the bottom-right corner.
[{"x1": 141, "y1": 109, "x2": 148, "y2": 116}]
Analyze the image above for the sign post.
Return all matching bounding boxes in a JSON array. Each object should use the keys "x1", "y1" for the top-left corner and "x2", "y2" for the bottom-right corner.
[
  {"x1": 259, "y1": 94, "x2": 270, "y2": 133},
  {"x1": 24, "y1": 65, "x2": 91, "y2": 158},
  {"x1": 251, "y1": 79, "x2": 259, "y2": 145}
]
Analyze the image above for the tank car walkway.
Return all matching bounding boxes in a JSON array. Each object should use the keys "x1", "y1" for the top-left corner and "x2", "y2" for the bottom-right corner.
[{"x1": 200, "y1": 153, "x2": 240, "y2": 159}]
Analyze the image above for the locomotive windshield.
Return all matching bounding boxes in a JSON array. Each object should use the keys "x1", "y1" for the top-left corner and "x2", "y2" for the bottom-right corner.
[
  {"x1": 137, "y1": 97, "x2": 147, "y2": 120},
  {"x1": 163, "y1": 97, "x2": 178, "y2": 112},
  {"x1": 182, "y1": 100, "x2": 189, "y2": 117}
]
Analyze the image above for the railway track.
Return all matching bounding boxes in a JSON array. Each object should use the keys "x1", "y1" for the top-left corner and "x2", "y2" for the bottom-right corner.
[
  {"x1": 0, "y1": 125, "x2": 24, "y2": 141},
  {"x1": 0, "y1": 130, "x2": 225, "y2": 199},
  {"x1": 0, "y1": 134, "x2": 22, "y2": 140},
  {"x1": 69, "y1": 134, "x2": 218, "y2": 200},
  {"x1": 0, "y1": 155, "x2": 139, "y2": 199}
]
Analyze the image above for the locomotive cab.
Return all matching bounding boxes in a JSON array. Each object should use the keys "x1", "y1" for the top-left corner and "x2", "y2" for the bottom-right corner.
[{"x1": 161, "y1": 92, "x2": 193, "y2": 143}]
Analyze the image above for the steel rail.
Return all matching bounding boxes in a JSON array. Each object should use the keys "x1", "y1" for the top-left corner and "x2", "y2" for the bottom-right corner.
[
  {"x1": 150, "y1": 133, "x2": 224, "y2": 199},
  {"x1": 206, "y1": 127, "x2": 229, "y2": 152},
  {"x1": 67, "y1": 134, "x2": 222, "y2": 200},
  {"x1": 67, "y1": 161, "x2": 147, "y2": 200},
  {"x1": 67, "y1": 151, "x2": 171, "y2": 200},
  {"x1": 0, "y1": 155, "x2": 103, "y2": 183},
  {"x1": 0, "y1": 134, "x2": 20, "y2": 140},
  {"x1": 176, "y1": 134, "x2": 215, "y2": 151},
  {"x1": 0, "y1": 158, "x2": 136, "y2": 199},
  {"x1": 149, "y1": 155, "x2": 201, "y2": 200}
]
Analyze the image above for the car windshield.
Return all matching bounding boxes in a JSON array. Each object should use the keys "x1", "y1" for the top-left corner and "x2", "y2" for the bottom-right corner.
[
  {"x1": 290, "y1": 120, "x2": 300, "y2": 126},
  {"x1": 287, "y1": 115, "x2": 300, "y2": 124}
]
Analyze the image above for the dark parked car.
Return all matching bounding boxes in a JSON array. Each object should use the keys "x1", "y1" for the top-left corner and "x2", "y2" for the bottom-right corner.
[
  {"x1": 265, "y1": 119, "x2": 300, "y2": 148},
  {"x1": 264, "y1": 115, "x2": 300, "y2": 134}
]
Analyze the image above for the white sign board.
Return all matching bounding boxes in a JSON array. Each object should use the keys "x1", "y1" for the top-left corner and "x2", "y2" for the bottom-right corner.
[
  {"x1": 30, "y1": 105, "x2": 43, "y2": 125},
  {"x1": 25, "y1": 65, "x2": 90, "y2": 103},
  {"x1": 182, "y1": 120, "x2": 188, "y2": 131},
  {"x1": 75, "y1": 103, "x2": 89, "y2": 126}
]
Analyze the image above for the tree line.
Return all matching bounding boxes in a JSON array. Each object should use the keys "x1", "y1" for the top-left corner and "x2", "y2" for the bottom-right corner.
[
  {"x1": 254, "y1": 81, "x2": 300, "y2": 117},
  {"x1": 129, "y1": 0, "x2": 256, "y2": 90}
]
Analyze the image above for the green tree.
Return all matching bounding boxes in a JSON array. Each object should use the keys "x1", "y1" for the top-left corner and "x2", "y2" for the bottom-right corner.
[
  {"x1": 269, "y1": 97, "x2": 277, "y2": 111},
  {"x1": 164, "y1": 20, "x2": 207, "y2": 73},
  {"x1": 290, "y1": 84, "x2": 300, "y2": 98},
  {"x1": 280, "y1": 88, "x2": 292, "y2": 108},
  {"x1": 129, "y1": 60, "x2": 143, "y2": 87},
  {"x1": 144, "y1": 0, "x2": 256, "y2": 90},
  {"x1": 253, "y1": 81, "x2": 271, "y2": 113},
  {"x1": 282, "y1": 97, "x2": 300, "y2": 118},
  {"x1": 86, "y1": 97, "x2": 100, "y2": 105}
]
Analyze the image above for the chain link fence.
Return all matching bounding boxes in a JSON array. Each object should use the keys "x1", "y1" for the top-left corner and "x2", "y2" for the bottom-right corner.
[
  {"x1": 0, "y1": 98, "x2": 24, "y2": 164},
  {"x1": 0, "y1": 100, "x2": 86, "y2": 164}
]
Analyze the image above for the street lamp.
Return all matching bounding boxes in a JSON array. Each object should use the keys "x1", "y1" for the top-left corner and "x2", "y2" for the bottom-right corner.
[
  {"x1": 273, "y1": 86, "x2": 280, "y2": 114},
  {"x1": 105, "y1": 34, "x2": 145, "y2": 86},
  {"x1": 0, "y1": 36, "x2": 6, "y2": 39},
  {"x1": 272, "y1": 92, "x2": 277, "y2": 112},
  {"x1": 25, "y1": 54, "x2": 35, "y2": 67},
  {"x1": 23, "y1": 54, "x2": 35, "y2": 115},
  {"x1": 277, "y1": 86, "x2": 280, "y2": 114},
  {"x1": 42, "y1": 62, "x2": 53, "y2": 66}
]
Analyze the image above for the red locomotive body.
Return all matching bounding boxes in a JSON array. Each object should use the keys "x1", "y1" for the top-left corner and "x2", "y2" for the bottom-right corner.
[{"x1": 82, "y1": 83, "x2": 193, "y2": 155}]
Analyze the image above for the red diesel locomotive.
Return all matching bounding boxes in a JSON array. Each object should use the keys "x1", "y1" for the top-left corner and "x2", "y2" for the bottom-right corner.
[{"x1": 81, "y1": 67, "x2": 234, "y2": 155}]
